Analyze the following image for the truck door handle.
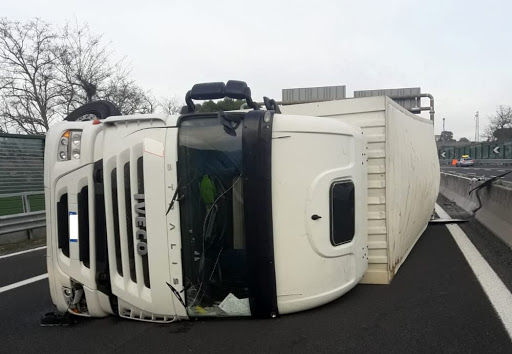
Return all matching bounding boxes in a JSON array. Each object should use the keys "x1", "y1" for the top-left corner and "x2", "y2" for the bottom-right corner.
[{"x1": 311, "y1": 214, "x2": 322, "y2": 220}]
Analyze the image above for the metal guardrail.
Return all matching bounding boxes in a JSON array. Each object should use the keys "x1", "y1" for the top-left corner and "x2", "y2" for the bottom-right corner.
[
  {"x1": 439, "y1": 172, "x2": 512, "y2": 248},
  {"x1": 440, "y1": 159, "x2": 512, "y2": 166},
  {"x1": 0, "y1": 191, "x2": 46, "y2": 240},
  {"x1": 472, "y1": 159, "x2": 512, "y2": 165},
  {"x1": 0, "y1": 211, "x2": 46, "y2": 236}
]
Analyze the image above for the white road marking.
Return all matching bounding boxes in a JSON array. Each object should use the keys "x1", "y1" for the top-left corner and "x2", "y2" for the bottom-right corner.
[
  {"x1": 0, "y1": 246, "x2": 46, "y2": 260},
  {"x1": 0, "y1": 273, "x2": 48, "y2": 294},
  {"x1": 435, "y1": 204, "x2": 512, "y2": 341}
]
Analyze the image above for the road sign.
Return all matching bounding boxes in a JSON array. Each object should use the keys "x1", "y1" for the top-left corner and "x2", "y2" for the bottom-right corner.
[
  {"x1": 493, "y1": 146, "x2": 500, "y2": 154},
  {"x1": 441, "y1": 152, "x2": 446, "y2": 158}
]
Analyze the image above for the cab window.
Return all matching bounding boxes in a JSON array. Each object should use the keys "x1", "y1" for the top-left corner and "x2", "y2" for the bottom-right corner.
[{"x1": 330, "y1": 181, "x2": 355, "y2": 246}]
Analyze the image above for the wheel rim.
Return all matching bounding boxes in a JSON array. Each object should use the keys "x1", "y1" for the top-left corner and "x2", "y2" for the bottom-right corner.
[{"x1": 75, "y1": 113, "x2": 99, "y2": 122}]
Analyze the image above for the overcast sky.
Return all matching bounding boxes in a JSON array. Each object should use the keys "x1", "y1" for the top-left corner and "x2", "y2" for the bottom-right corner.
[{"x1": 3, "y1": 0, "x2": 512, "y2": 139}]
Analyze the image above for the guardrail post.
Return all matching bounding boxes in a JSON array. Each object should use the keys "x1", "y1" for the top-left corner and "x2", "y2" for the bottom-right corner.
[
  {"x1": 21, "y1": 193, "x2": 33, "y2": 240},
  {"x1": 21, "y1": 194, "x2": 30, "y2": 213}
]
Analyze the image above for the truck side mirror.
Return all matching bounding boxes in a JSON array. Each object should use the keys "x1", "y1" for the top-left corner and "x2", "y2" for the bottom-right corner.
[{"x1": 184, "y1": 80, "x2": 259, "y2": 113}]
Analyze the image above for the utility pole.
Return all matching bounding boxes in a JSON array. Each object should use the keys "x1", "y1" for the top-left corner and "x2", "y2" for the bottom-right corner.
[
  {"x1": 474, "y1": 111, "x2": 479, "y2": 142},
  {"x1": 443, "y1": 117, "x2": 446, "y2": 132}
]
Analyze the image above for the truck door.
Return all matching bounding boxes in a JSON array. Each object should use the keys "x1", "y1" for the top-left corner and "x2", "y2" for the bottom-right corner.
[{"x1": 271, "y1": 114, "x2": 368, "y2": 314}]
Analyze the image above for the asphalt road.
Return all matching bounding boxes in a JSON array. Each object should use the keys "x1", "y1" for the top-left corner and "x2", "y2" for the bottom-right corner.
[
  {"x1": 441, "y1": 165, "x2": 512, "y2": 181},
  {"x1": 1, "y1": 204, "x2": 511, "y2": 353},
  {"x1": 0, "y1": 248, "x2": 46, "y2": 287}
]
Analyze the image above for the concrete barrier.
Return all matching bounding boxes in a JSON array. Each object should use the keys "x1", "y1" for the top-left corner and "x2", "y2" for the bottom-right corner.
[
  {"x1": 0, "y1": 227, "x2": 46, "y2": 245},
  {"x1": 439, "y1": 172, "x2": 512, "y2": 248}
]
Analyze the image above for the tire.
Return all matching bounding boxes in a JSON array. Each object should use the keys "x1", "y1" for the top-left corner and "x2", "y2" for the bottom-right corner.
[{"x1": 64, "y1": 100, "x2": 121, "y2": 122}]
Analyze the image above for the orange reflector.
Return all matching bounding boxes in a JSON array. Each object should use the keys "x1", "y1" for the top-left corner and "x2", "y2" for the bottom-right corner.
[
  {"x1": 92, "y1": 119, "x2": 101, "y2": 125},
  {"x1": 62, "y1": 131, "x2": 71, "y2": 138}
]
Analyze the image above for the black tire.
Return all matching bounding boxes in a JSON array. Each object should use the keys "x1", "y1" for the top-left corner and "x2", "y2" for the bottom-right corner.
[{"x1": 64, "y1": 100, "x2": 121, "y2": 122}]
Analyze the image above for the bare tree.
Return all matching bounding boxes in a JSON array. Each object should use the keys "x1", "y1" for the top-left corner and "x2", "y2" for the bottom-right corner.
[
  {"x1": 102, "y1": 74, "x2": 157, "y2": 114},
  {"x1": 0, "y1": 18, "x2": 165, "y2": 134},
  {"x1": 159, "y1": 96, "x2": 183, "y2": 115},
  {"x1": 0, "y1": 104, "x2": 8, "y2": 132},
  {"x1": 0, "y1": 19, "x2": 60, "y2": 134},
  {"x1": 56, "y1": 21, "x2": 117, "y2": 113},
  {"x1": 482, "y1": 105, "x2": 512, "y2": 141},
  {"x1": 143, "y1": 93, "x2": 159, "y2": 114},
  {"x1": 56, "y1": 21, "x2": 159, "y2": 116}
]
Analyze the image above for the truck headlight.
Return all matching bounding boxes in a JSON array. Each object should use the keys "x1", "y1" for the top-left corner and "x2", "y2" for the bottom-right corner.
[
  {"x1": 58, "y1": 130, "x2": 82, "y2": 161},
  {"x1": 71, "y1": 132, "x2": 82, "y2": 146}
]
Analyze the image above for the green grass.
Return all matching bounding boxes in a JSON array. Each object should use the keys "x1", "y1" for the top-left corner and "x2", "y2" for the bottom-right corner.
[
  {"x1": 28, "y1": 194, "x2": 45, "y2": 212},
  {"x1": 0, "y1": 196, "x2": 24, "y2": 216},
  {"x1": 0, "y1": 194, "x2": 45, "y2": 216}
]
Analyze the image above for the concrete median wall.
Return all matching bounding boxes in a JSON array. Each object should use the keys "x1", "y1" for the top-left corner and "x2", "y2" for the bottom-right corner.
[
  {"x1": 439, "y1": 173, "x2": 512, "y2": 248},
  {"x1": 0, "y1": 227, "x2": 45, "y2": 245}
]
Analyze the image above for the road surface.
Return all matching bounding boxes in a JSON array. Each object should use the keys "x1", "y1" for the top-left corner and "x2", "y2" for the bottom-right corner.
[
  {"x1": 441, "y1": 165, "x2": 512, "y2": 182},
  {"x1": 1, "y1": 198, "x2": 511, "y2": 352}
]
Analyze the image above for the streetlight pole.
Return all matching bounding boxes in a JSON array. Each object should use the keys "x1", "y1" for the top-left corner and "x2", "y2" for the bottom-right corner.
[{"x1": 474, "y1": 111, "x2": 479, "y2": 142}]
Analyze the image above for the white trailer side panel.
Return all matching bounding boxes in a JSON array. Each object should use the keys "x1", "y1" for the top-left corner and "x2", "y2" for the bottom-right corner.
[
  {"x1": 385, "y1": 101, "x2": 440, "y2": 277},
  {"x1": 281, "y1": 97, "x2": 439, "y2": 284}
]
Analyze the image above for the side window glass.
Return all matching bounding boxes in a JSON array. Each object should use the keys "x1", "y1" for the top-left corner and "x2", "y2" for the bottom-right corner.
[{"x1": 330, "y1": 181, "x2": 355, "y2": 246}]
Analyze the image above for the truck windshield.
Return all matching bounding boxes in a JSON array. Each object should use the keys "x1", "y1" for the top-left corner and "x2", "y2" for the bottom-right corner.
[{"x1": 177, "y1": 115, "x2": 250, "y2": 317}]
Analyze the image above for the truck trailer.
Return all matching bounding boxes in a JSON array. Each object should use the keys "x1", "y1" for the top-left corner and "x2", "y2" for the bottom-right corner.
[{"x1": 44, "y1": 80, "x2": 439, "y2": 323}]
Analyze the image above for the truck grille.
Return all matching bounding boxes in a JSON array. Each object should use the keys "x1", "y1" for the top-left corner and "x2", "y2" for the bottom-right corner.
[
  {"x1": 93, "y1": 159, "x2": 110, "y2": 295},
  {"x1": 54, "y1": 160, "x2": 111, "y2": 296},
  {"x1": 57, "y1": 193, "x2": 69, "y2": 257},
  {"x1": 55, "y1": 153, "x2": 152, "y2": 291},
  {"x1": 110, "y1": 168, "x2": 123, "y2": 276},
  {"x1": 123, "y1": 162, "x2": 136, "y2": 283},
  {"x1": 106, "y1": 154, "x2": 151, "y2": 289},
  {"x1": 53, "y1": 121, "x2": 176, "y2": 321},
  {"x1": 136, "y1": 157, "x2": 150, "y2": 289},
  {"x1": 77, "y1": 186, "x2": 90, "y2": 268}
]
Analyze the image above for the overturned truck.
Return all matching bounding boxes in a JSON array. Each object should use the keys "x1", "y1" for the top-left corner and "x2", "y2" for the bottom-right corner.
[{"x1": 44, "y1": 81, "x2": 439, "y2": 322}]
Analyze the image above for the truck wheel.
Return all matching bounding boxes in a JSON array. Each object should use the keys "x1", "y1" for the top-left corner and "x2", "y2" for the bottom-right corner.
[{"x1": 64, "y1": 101, "x2": 121, "y2": 122}]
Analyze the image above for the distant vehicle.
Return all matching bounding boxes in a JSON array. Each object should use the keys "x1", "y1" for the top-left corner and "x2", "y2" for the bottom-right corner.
[{"x1": 456, "y1": 155, "x2": 474, "y2": 167}]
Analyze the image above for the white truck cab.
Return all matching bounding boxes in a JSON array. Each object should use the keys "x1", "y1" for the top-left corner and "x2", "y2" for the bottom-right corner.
[{"x1": 44, "y1": 81, "x2": 368, "y2": 322}]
